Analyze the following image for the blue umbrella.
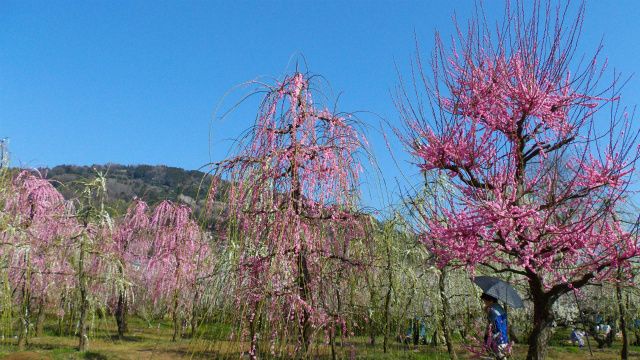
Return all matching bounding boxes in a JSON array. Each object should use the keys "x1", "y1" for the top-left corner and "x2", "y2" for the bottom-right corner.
[{"x1": 473, "y1": 276, "x2": 524, "y2": 308}]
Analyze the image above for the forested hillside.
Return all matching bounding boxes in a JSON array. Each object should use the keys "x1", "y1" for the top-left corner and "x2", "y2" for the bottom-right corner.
[{"x1": 42, "y1": 164, "x2": 226, "y2": 224}]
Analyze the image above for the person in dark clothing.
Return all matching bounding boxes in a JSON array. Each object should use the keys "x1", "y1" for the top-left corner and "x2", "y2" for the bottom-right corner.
[
  {"x1": 605, "y1": 318, "x2": 616, "y2": 347},
  {"x1": 481, "y1": 293, "x2": 510, "y2": 359}
]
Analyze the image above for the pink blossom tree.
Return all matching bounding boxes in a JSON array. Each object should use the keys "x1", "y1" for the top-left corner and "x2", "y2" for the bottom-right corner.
[
  {"x1": 397, "y1": 2, "x2": 639, "y2": 359},
  {"x1": 3, "y1": 171, "x2": 71, "y2": 349},
  {"x1": 141, "y1": 200, "x2": 208, "y2": 342},
  {"x1": 110, "y1": 199, "x2": 150, "y2": 339},
  {"x1": 210, "y1": 72, "x2": 367, "y2": 357}
]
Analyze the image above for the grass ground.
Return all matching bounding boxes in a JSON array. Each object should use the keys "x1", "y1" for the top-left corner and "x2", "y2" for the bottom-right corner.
[{"x1": 0, "y1": 318, "x2": 638, "y2": 359}]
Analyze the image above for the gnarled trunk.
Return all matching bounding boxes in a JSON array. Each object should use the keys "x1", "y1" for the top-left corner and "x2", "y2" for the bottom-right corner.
[
  {"x1": 526, "y1": 279, "x2": 554, "y2": 360},
  {"x1": 115, "y1": 290, "x2": 128, "y2": 339}
]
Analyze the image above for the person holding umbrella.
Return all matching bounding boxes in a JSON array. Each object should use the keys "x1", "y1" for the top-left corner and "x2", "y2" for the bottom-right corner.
[
  {"x1": 481, "y1": 293, "x2": 510, "y2": 359},
  {"x1": 474, "y1": 276, "x2": 523, "y2": 359}
]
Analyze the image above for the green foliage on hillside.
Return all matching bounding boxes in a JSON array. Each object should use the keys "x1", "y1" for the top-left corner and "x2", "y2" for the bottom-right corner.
[{"x1": 41, "y1": 164, "x2": 227, "y2": 225}]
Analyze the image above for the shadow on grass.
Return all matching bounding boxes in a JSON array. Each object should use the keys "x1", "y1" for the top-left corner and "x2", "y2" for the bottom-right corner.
[
  {"x1": 103, "y1": 334, "x2": 145, "y2": 342},
  {"x1": 140, "y1": 347, "x2": 228, "y2": 360},
  {"x1": 82, "y1": 352, "x2": 108, "y2": 360}
]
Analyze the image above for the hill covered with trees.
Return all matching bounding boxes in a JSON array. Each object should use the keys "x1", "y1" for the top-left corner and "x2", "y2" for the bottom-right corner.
[{"x1": 41, "y1": 164, "x2": 226, "y2": 224}]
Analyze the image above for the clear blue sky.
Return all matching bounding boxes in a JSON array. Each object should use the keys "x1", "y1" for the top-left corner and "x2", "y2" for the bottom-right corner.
[{"x1": 2, "y1": 1, "x2": 639, "y2": 211}]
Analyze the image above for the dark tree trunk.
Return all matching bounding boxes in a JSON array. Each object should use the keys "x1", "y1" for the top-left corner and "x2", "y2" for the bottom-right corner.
[
  {"x1": 439, "y1": 267, "x2": 458, "y2": 360},
  {"x1": 329, "y1": 324, "x2": 337, "y2": 360},
  {"x1": 297, "y1": 250, "x2": 312, "y2": 353},
  {"x1": 171, "y1": 293, "x2": 179, "y2": 342},
  {"x1": 248, "y1": 307, "x2": 258, "y2": 360},
  {"x1": 35, "y1": 296, "x2": 46, "y2": 337},
  {"x1": 616, "y1": 273, "x2": 629, "y2": 360},
  {"x1": 115, "y1": 260, "x2": 128, "y2": 340},
  {"x1": 369, "y1": 320, "x2": 376, "y2": 345},
  {"x1": 526, "y1": 279, "x2": 554, "y2": 360},
  {"x1": 115, "y1": 290, "x2": 128, "y2": 339},
  {"x1": 412, "y1": 318, "x2": 419, "y2": 345}
]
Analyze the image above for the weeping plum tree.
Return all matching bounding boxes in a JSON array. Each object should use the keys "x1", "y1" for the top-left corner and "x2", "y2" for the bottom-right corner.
[
  {"x1": 397, "y1": 2, "x2": 639, "y2": 359},
  {"x1": 111, "y1": 199, "x2": 149, "y2": 339},
  {"x1": 73, "y1": 174, "x2": 113, "y2": 351},
  {"x1": 4, "y1": 171, "x2": 70, "y2": 349},
  {"x1": 143, "y1": 200, "x2": 208, "y2": 342},
  {"x1": 210, "y1": 72, "x2": 367, "y2": 357}
]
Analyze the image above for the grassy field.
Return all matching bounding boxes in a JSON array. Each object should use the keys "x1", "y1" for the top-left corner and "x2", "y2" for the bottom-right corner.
[{"x1": 0, "y1": 318, "x2": 638, "y2": 359}]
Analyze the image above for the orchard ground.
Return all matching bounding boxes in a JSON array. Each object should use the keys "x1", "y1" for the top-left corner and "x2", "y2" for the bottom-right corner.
[{"x1": 0, "y1": 317, "x2": 637, "y2": 360}]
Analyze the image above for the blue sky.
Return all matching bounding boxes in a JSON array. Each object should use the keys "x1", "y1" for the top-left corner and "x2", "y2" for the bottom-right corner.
[{"x1": 2, "y1": 1, "x2": 640, "y2": 211}]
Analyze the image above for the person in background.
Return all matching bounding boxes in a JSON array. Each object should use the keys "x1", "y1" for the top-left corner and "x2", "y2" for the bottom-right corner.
[
  {"x1": 481, "y1": 293, "x2": 510, "y2": 359},
  {"x1": 570, "y1": 328, "x2": 585, "y2": 348},
  {"x1": 605, "y1": 318, "x2": 616, "y2": 347}
]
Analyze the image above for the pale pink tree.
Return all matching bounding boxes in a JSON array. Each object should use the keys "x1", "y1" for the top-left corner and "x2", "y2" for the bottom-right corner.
[
  {"x1": 210, "y1": 72, "x2": 367, "y2": 357},
  {"x1": 110, "y1": 199, "x2": 149, "y2": 339},
  {"x1": 3, "y1": 171, "x2": 71, "y2": 349},
  {"x1": 397, "y1": 2, "x2": 639, "y2": 359},
  {"x1": 141, "y1": 200, "x2": 208, "y2": 341}
]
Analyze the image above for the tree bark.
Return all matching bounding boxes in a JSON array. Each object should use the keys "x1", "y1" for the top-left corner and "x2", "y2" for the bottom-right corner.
[
  {"x1": 115, "y1": 260, "x2": 128, "y2": 340},
  {"x1": 171, "y1": 291, "x2": 180, "y2": 342},
  {"x1": 78, "y1": 236, "x2": 89, "y2": 352},
  {"x1": 290, "y1": 111, "x2": 312, "y2": 354},
  {"x1": 115, "y1": 290, "x2": 128, "y2": 339},
  {"x1": 431, "y1": 328, "x2": 438, "y2": 346},
  {"x1": 17, "y1": 252, "x2": 31, "y2": 350},
  {"x1": 248, "y1": 306, "x2": 258, "y2": 360},
  {"x1": 35, "y1": 296, "x2": 46, "y2": 337},
  {"x1": 366, "y1": 272, "x2": 377, "y2": 346},
  {"x1": 616, "y1": 270, "x2": 629, "y2": 360},
  {"x1": 369, "y1": 318, "x2": 376, "y2": 345},
  {"x1": 329, "y1": 324, "x2": 337, "y2": 360},
  {"x1": 526, "y1": 280, "x2": 554, "y2": 360},
  {"x1": 438, "y1": 267, "x2": 458, "y2": 360},
  {"x1": 297, "y1": 250, "x2": 312, "y2": 353}
]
